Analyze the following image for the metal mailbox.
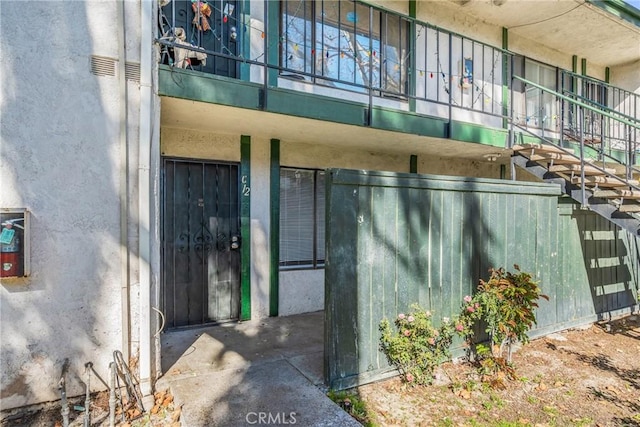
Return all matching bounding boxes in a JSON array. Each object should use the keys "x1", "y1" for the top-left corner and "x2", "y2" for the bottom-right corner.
[{"x1": 0, "y1": 208, "x2": 29, "y2": 278}]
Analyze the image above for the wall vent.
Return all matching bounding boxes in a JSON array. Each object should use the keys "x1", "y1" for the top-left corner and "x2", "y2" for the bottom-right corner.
[
  {"x1": 90, "y1": 55, "x2": 116, "y2": 77},
  {"x1": 125, "y1": 62, "x2": 141, "y2": 83}
]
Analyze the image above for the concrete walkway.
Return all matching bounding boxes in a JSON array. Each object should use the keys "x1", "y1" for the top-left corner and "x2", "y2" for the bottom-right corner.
[{"x1": 156, "y1": 311, "x2": 361, "y2": 427}]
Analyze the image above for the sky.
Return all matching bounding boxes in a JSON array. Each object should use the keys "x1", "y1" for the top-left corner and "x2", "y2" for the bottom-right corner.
[{"x1": 623, "y1": 0, "x2": 640, "y2": 12}]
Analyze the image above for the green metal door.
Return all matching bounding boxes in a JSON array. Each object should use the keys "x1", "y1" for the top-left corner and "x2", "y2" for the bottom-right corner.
[{"x1": 163, "y1": 159, "x2": 241, "y2": 328}]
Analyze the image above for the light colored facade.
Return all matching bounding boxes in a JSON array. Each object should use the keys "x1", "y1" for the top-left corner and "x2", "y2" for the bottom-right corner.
[{"x1": 1, "y1": 0, "x2": 639, "y2": 411}]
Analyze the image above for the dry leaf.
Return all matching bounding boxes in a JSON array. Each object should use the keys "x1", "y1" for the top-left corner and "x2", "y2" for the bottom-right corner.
[
  {"x1": 127, "y1": 408, "x2": 141, "y2": 418},
  {"x1": 171, "y1": 406, "x2": 182, "y2": 422},
  {"x1": 151, "y1": 404, "x2": 160, "y2": 414},
  {"x1": 162, "y1": 395, "x2": 174, "y2": 406},
  {"x1": 457, "y1": 389, "x2": 471, "y2": 399},
  {"x1": 537, "y1": 383, "x2": 548, "y2": 391},
  {"x1": 605, "y1": 385, "x2": 618, "y2": 394},
  {"x1": 154, "y1": 390, "x2": 166, "y2": 404}
]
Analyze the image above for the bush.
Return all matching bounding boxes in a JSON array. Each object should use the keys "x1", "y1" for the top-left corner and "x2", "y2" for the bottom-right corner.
[
  {"x1": 379, "y1": 304, "x2": 455, "y2": 385},
  {"x1": 459, "y1": 265, "x2": 548, "y2": 362},
  {"x1": 379, "y1": 266, "x2": 547, "y2": 386}
]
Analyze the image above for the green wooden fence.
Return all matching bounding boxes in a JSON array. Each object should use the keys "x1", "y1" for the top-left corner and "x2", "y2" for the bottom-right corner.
[{"x1": 324, "y1": 168, "x2": 640, "y2": 390}]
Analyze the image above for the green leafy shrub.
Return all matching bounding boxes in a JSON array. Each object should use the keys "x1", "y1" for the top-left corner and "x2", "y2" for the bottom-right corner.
[
  {"x1": 459, "y1": 265, "x2": 548, "y2": 362},
  {"x1": 379, "y1": 304, "x2": 455, "y2": 385}
]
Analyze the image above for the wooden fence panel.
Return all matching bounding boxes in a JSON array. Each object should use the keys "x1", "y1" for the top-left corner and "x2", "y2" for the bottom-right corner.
[{"x1": 325, "y1": 169, "x2": 640, "y2": 389}]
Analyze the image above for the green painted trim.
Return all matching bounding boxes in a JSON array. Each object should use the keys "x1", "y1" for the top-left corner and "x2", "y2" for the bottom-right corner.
[
  {"x1": 605, "y1": 67, "x2": 610, "y2": 83},
  {"x1": 267, "y1": 0, "x2": 280, "y2": 87},
  {"x1": 240, "y1": 0, "x2": 251, "y2": 81},
  {"x1": 269, "y1": 139, "x2": 280, "y2": 317},
  {"x1": 502, "y1": 28, "x2": 509, "y2": 129},
  {"x1": 240, "y1": 135, "x2": 251, "y2": 321},
  {"x1": 267, "y1": 88, "x2": 366, "y2": 126},
  {"x1": 409, "y1": 0, "x2": 417, "y2": 113},
  {"x1": 409, "y1": 155, "x2": 418, "y2": 173},
  {"x1": 162, "y1": 67, "x2": 615, "y2": 151},
  {"x1": 371, "y1": 107, "x2": 448, "y2": 138},
  {"x1": 159, "y1": 66, "x2": 262, "y2": 108},
  {"x1": 581, "y1": 58, "x2": 587, "y2": 76},
  {"x1": 588, "y1": 0, "x2": 640, "y2": 28},
  {"x1": 450, "y1": 121, "x2": 509, "y2": 148},
  {"x1": 571, "y1": 55, "x2": 578, "y2": 94}
]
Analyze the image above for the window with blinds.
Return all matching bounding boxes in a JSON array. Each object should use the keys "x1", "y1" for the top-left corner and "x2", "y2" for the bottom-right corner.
[{"x1": 279, "y1": 168, "x2": 325, "y2": 268}]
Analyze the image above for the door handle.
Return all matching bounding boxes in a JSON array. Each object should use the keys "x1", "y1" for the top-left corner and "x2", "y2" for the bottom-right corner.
[{"x1": 230, "y1": 235, "x2": 240, "y2": 250}]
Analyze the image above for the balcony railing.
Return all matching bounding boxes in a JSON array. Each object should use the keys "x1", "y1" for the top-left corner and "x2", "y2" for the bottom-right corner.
[
  {"x1": 157, "y1": 0, "x2": 510, "y2": 122},
  {"x1": 156, "y1": 0, "x2": 639, "y2": 163}
]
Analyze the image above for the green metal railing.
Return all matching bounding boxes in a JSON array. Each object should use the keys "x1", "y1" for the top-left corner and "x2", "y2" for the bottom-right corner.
[{"x1": 511, "y1": 74, "x2": 640, "y2": 207}]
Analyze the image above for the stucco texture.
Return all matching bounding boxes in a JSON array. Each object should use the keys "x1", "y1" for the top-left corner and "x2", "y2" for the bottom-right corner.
[{"x1": 1, "y1": 1, "x2": 140, "y2": 409}]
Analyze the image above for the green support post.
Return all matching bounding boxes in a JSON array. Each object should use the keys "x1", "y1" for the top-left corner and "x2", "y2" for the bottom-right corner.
[
  {"x1": 267, "y1": 1, "x2": 280, "y2": 87},
  {"x1": 409, "y1": 0, "x2": 417, "y2": 112},
  {"x1": 410, "y1": 155, "x2": 418, "y2": 173},
  {"x1": 240, "y1": 0, "x2": 251, "y2": 81},
  {"x1": 269, "y1": 139, "x2": 280, "y2": 316},
  {"x1": 502, "y1": 27, "x2": 509, "y2": 129},
  {"x1": 240, "y1": 135, "x2": 252, "y2": 320}
]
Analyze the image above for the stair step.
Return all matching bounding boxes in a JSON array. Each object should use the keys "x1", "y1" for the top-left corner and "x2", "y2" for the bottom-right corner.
[
  {"x1": 529, "y1": 153, "x2": 586, "y2": 165},
  {"x1": 549, "y1": 164, "x2": 617, "y2": 176},
  {"x1": 593, "y1": 190, "x2": 640, "y2": 200},
  {"x1": 513, "y1": 143, "x2": 573, "y2": 155},
  {"x1": 563, "y1": 131, "x2": 602, "y2": 145},
  {"x1": 617, "y1": 203, "x2": 640, "y2": 213},
  {"x1": 571, "y1": 176, "x2": 630, "y2": 188}
]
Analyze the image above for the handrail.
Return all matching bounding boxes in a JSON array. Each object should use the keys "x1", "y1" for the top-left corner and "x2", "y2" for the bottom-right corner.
[
  {"x1": 514, "y1": 75, "x2": 640, "y2": 130},
  {"x1": 561, "y1": 69, "x2": 640, "y2": 99},
  {"x1": 512, "y1": 122, "x2": 640, "y2": 193},
  {"x1": 562, "y1": 89, "x2": 640, "y2": 124},
  {"x1": 511, "y1": 72, "x2": 640, "y2": 214}
]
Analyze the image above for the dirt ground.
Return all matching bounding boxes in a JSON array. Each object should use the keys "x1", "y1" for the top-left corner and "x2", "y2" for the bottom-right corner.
[
  {"x1": 5, "y1": 316, "x2": 640, "y2": 427},
  {"x1": 1, "y1": 389, "x2": 180, "y2": 427},
  {"x1": 356, "y1": 315, "x2": 640, "y2": 427}
]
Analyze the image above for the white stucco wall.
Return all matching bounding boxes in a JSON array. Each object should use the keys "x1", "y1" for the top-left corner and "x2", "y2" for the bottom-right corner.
[
  {"x1": 281, "y1": 141, "x2": 410, "y2": 172},
  {"x1": 419, "y1": 156, "x2": 502, "y2": 179},
  {"x1": 160, "y1": 128, "x2": 241, "y2": 161},
  {"x1": 0, "y1": 1, "x2": 141, "y2": 410},
  {"x1": 610, "y1": 59, "x2": 640, "y2": 95}
]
